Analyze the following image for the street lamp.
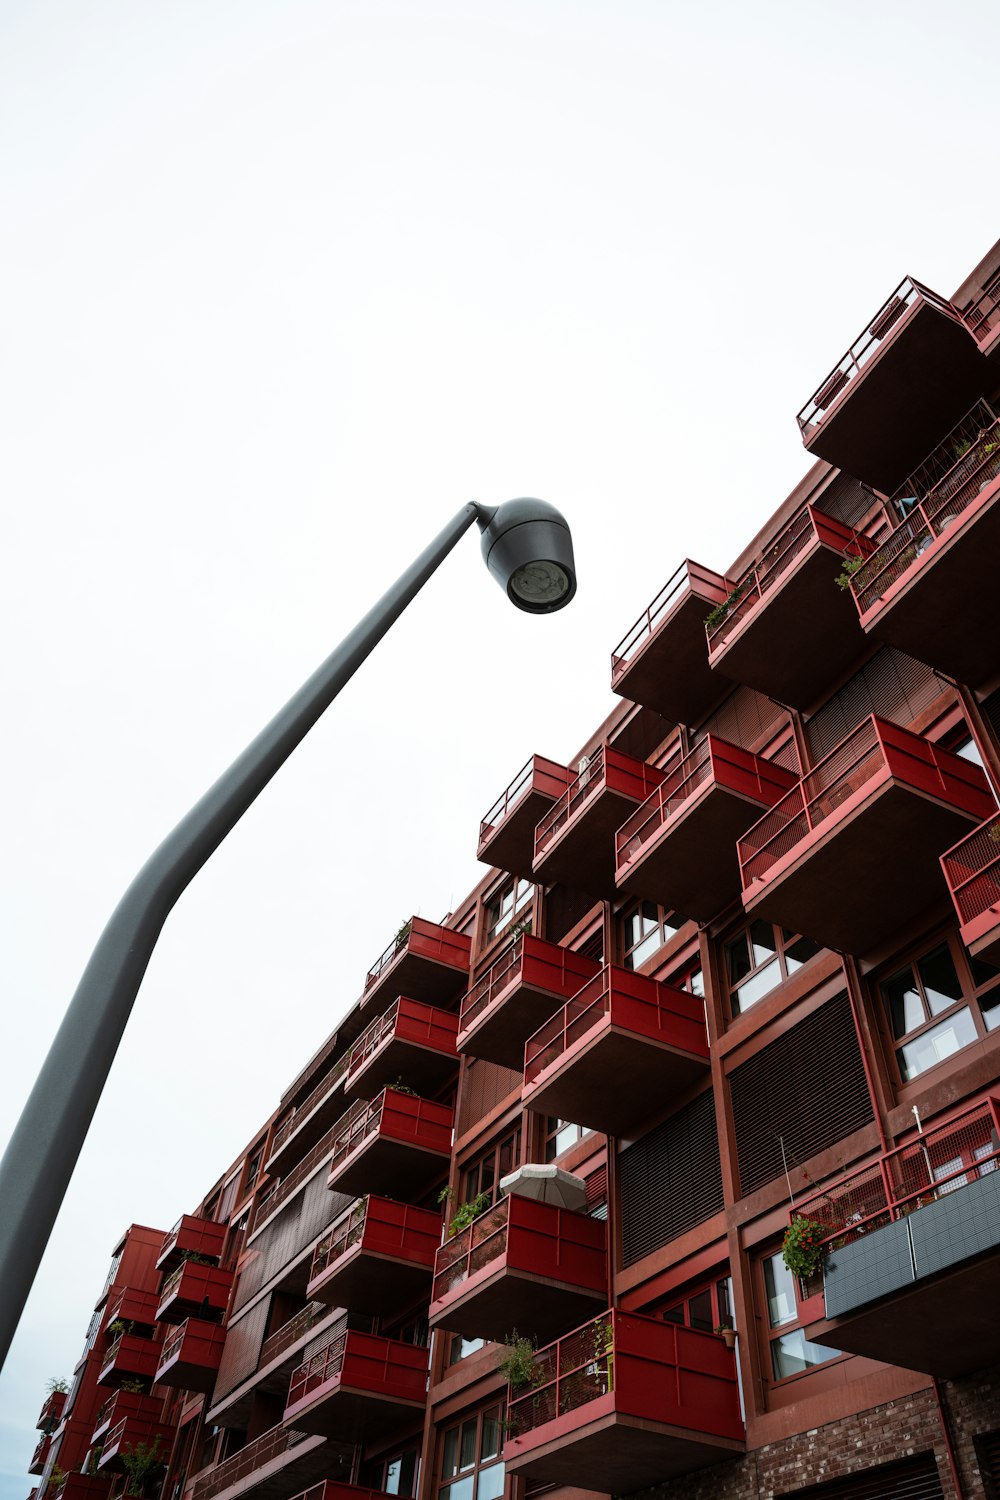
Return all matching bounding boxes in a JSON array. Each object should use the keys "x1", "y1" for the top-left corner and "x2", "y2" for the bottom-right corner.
[{"x1": 0, "y1": 498, "x2": 576, "y2": 1371}]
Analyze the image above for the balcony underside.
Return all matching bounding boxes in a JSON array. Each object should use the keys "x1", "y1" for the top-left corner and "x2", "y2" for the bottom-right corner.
[
  {"x1": 504, "y1": 1410, "x2": 744, "y2": 1492},
  {"x1": 479, "y1": 789, "x2": 563, "y2": 880},
  {"x1": 328, "y1": 1137, "x2": 451, "y2": 1200},
  {"x1": 709, "y1": 544, "x2": 870, "y2": 711},
  {"x1": 362, "y1": 954, "x2": 467, "y2": 1013},
  {"x1": 458, "y1": 982, "x2": 574, "y2": 1071},
  {"x1": 804, "y1": 302, "x2": 990, "y2": 493},
  {"x1": 268, "y1": 1088, "x2": 348, "y2": 1176},
  {"x1": 429, "y1": 1264, "x2": 606, "y2": 1346},
  {"x1": 198, "y1": 1437, "x2": 353, "y2": 1500},
  {"x1": 617, "y1": 782, "x2": 775, "y2": 922},
  {"x1": 858, "y1": 480, "x2": 1000, "y2": 687},
  {"x1": 523, "y1": 1026, "x2": 708, "y2": 1138},
  {"x1": 743, "y1": 779, "x2": 984, "y2": 956},
  {"x1": 533, "y1": 788, "x2": 642, "y2": 898},
  {"x1": 156, "y1": 1351, "x2": 219, "y2": 1394},
  {"x1": 615, "y1": 592, "x2": 730, "y2": 727},
  {"x1": 309, "y1": 1248, "x2": 432, "y2": 1313},
  {"x1": 344, "y1": 1038, "x2": 457, "y2": 1101},
  {"x1": 284, "y1": 1383, "x2": 426, "y2": 1442}
]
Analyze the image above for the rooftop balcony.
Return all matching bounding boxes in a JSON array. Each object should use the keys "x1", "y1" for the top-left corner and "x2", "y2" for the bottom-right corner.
[
  {"x1": 797, "y1": 277, "x2": 990, "y2": 493},
  {"x1": 610, "y1": 562, "x2": 732, "y2": 726},
  {"x1": 326, "y1": 1088, "x2": 453, "y2": 1199},
  {"x1": 738, "y1": 715, "x2": 995, "y2": 955},
  {"x1": 344, "y1": 997, "x2": 458, "y2": 1101},
  {"x1": 37, "y1": 1389, "x2": 66, "y2": 1432},
  {"x1": 796, "y1": 1094, "x2": 1000, "y2": 1377},
  {"x1": 704, "y1": 503, "x2": 877, "y2": 709},
  {"x1": 533, "y1": 747, "x2": 665, "y2": 898},
  {"x1": 429, "y1": 1191, "x2": 606, "y2": 1344},
  {"x1": 266, "y1": 1049, "x2": 352, "y2": 1175},
  {"x1": 97, "y1": 1331, "x2": 163, "y2": 1388},
  {"x1": 457, "y1": 934, "x2": 602, "y2": 1070},
  {"x1": 92, "y1": 1389, "x2": 162, "y2": 1443},
  {"x1": 361, "y1": 916, "x2": 471, "y2": 1014},
  {"x1": 307, "y1": 1195, "x2": 441, "y2": 1312},
  {"x1": 105, "y1": 1284, "x2": 160, "y2": 1332},
  {"x1": 522, "y1": 966, "x2": 709, "y2": 1137},
  {"x1": 615, "y1": 736, "x2": 799, "y2": 921},
  {"x1": 478, "y1": 756, "x2": 572, "y2": 879},
  {"x1": 99, "y1": 1413, "x2": 176, "y2": 1470},
  {"x1": 848, "y1": 413, "x2": 1000, "y2": 686},
  {"x1": 283, "y1": 1328, "x2": 428, "y2": 1439},
  {"x1": 155, "y1": 1317, "x2": 227, "y2": 1393},
  {"x1": 942, "y1": 815, "x2": 1000, "y2": 965},
  {"x1": 27, "y1": 1435, "x2": 50, "y2": 1476},
  {"x1": 157, "y1": 1214, "x2": 226, "y2": 1273},
  {"x1": 156, "y1": 1260, "x2": 233, "y2": 1324},
  {"x1": 502, "y1": 1311, "x2": 744, "y2": 1491},
  {"x1": 190, "y1": 1424, "x2": 352, "y2": 1500}
]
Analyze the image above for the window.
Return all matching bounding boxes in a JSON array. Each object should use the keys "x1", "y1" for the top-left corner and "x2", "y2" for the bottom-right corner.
[
  {"x1": 724, "y1": 921, "x2": 821, "y2": 1015},
  {"x1": 621, "y1": 900, "x2": 682, "y2": 970},
  {"x1": 761, "y1": 1253, "x2": 840, "y2": 1381},
  {"x1": 243, "y1": 1146, "x2": 263, "y2": 1196},
  {"x1": 543, "y1": 1119, "x2": 592, "y2": 1162},
  {"x1": 449, "y1": 1334, "x2": 486, "y2": 1365},
  {"x1": 438, "y1": 1405, "x2": 504, "y2": 1500},
  {"x1": 660, "y1": 1276, "x2": 733, "y2": 1332},
  {"x1": 486, "y1": 879, "x2": 534, "y2": 945},
  {"x1": 364, "y1": 1447, "x2": 420, "y2": 1498},
  {"x1": 882, "y1": 942, "x2": 1000, "y2": 1082},
  {"x1": 462, "y1": 1129, "x2": 522, "y2": 1208}
]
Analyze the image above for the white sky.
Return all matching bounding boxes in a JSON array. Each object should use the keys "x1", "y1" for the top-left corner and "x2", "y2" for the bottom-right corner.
[{"x1": 1, "y1": 0, "x2": 997, "y2": 1484}]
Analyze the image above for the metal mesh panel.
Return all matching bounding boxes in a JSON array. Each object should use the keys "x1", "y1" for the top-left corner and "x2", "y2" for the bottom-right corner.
[
  {"x1": 804, "y1": 647, "x2": 947, "y2": 763},
  {"x1": 942, "y1": 818, "x2": 1000, "y2": 925},
  {"x1": 697, "y1": 685, "x2": 786, "y2": 751},
  {"x1": 456, "y1": 1058, "x2": 521, "y2": 1136}
]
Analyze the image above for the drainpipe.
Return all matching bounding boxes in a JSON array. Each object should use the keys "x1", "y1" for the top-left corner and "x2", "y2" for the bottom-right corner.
[{"x1": 933, "y1": 1377, "x2": 965, "y2": 1499}]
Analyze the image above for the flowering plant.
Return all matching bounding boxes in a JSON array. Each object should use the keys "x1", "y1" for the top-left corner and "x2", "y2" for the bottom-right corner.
[{"x1": 781, "y1": 1215, "x2": 828, "y2": 1280}]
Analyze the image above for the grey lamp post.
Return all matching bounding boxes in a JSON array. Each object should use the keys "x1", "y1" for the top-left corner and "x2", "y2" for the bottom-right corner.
[{"x1": 0, "y1": 498, "x2": 576, "y2": 1372}]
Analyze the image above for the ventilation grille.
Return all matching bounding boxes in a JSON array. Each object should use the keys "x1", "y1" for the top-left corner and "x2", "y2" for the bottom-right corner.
[
  {"x1": 619, "y1": 1091, "x2": 722, "y2": 1267},
  {"x1": 585, "y1": 1164, "x2": 608, "y2": 1219},
  {"x1": 696, "y1": 685, "x2": 787, "y2": 750},
  {"x1": 777, "y1": 1454, "x2": 944, "y2": 1500},
  {"x1": 817, "y1": 472, "x2": 878, "y2": 530},
  {"x1": 730, "y1": 993, "x2": 873, "y2": 1198},
  {"x1": 456, "y1": 1059, "x2": 521, "y2": 1136},
  {"x1": 804, "y1": 647, "x2": 948, "y2": 763},
  {"x1": 213, "y1": 1296, "x2": 269, "y2": 1402}
]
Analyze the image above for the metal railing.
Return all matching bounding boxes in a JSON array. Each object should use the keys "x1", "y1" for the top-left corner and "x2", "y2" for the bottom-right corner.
[
  {"x1": 311, "y1": 1201, "x2": 369, "y2": 1283},
  {"x1": 535, "y1": 747, "x2": 606, "y2": 855},
  {"x1": 328, "y1": 1095, "x2": 385, "y2": 1178},
  {"x1": 252, "y1": 1115, "x2": 347, "y2": 1233},
  {"x1": 191, "y1": 1425, "x2": 311, "y2": 1500},
  {"x1": 962, "y1": 284, "x2": 1000, "y2": 343},
  {"x1": 942, "y1": 815, "x2": 1000, "y2": 929},
  {"x1": 364, "y1": 928, "x2": 412, "y2": 992},
  {"x1": 100, "y1": 1333, "x2": 125, "y2": 1373},
  {"x1": 102, "y1": 1417, "x2": 128, "y2": 1456},
  {"x1": 506, "y1": 1312, "x2": 615, "y2": 1434},
  {"x1": 614, "y1": 740, "x2": 715, "y2": 860},
  {"x1": 431, "y1": 1196, "x2": 510, "y2": 1304},
  {"x1": 259, "y1": 1302, "x2": 331, "y2": 1369},
  {"x1": 890, "y1": 400, "x2": 997, "y2": 506},
  {"x1": 269, "y1": 1050, "x2": 352, "y2": 1157},
  {"x1": 480, "y1": 758, "x2": 536, "y2": 838},
  {"x1": 287, "y1": 1329, "x2": 349, "y2": 1408},
  {"x1": 159, "y1": 1321, "x2": 186, "y2": 1366},
  {"x1": 611, "y1": 562, "x2": 710, "y2": 677},
  {"x1": 797, "y1": 277, "x2": 954, "y2": 432},
  {"x1": 459, "y1": 936, "x2": 527, "y2": 1034},
  {"x1": 851, "y1": 418, "x2": 1000, "y2": 615},
  {"x1": 158, "y1": 1262, "x2": 185, "y2": 1306}
]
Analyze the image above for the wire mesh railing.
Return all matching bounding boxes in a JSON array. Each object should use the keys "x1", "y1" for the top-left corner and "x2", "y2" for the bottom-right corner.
[
  {"x1": 191, "y1": 1424, "x2": 312, "y2": 1500},
  {"x1": 480, "y1": 759, "x2": 536, "y2": 839},
  {"x1": 269, "y1": 1050, "x2": 352, "y2": 1157},
  {"x1": 611, "y1": 562, "x2": 697, "y2": 676},
  {"x1": 259, "y1": 1303, "x2": 332, "y2": 1369},
  {"x1": 535, "y1": 747, "x2": 606, "y2": 855},
  {"x1": 942, "y1": 815, "x2": 1000, "y2": 928},
  {"x1": 431, "y1": 1196, "x2": 510, "y2": 1304},
  {"x1": 459, "y1": 937, "x2": 527, "y2": 1034},
  {"x1": 311, "y1": 1200, "x2": 369, "y2": 1283}
]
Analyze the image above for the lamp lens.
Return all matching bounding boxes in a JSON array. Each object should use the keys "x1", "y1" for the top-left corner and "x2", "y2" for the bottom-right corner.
[{"x1": 509, "y1": 560, "x2": 570, "y2": 608}]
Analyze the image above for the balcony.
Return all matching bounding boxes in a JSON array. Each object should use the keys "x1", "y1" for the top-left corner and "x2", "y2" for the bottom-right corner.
[
  {"x1": 283, "y1": 1328, "x2": 428, "y2": 1438},
  {"x1": 848, "y1": 414, "x2": 1000, "y2": 686},
  {"x1": 37, "y1": 1390, "x2": 66, "y2": 1432},
  {"x1": 92, "y1": 1389, "x2": 162, "y2": 1443},
  {"x1": 266, "y1": 1049, "x2": 352, "y2": 1175},
  {"x1": 99, "y1": 1413, "x2": 176, "y2": 1470},
  {"x1": 27, "y1": 1435, "x2": 50, "y2": 1476},
  {"x1": 610, "y1": 562, "x2": 732, "y2": 726},
  {"x1": 796, "y1": 277, "x2": 990, "y2": 493},
  {"x1": 942, "y1": 815, "x2": 1000, "y2": 965},
  {"x1": 615, "y1": 736, "x2": 799, "y2": 921},
  {"x1": 326, "y1": 1089, "x2": 453, "y2": 1199},
  {"x1": 156, "y1": 1214, "x2": 226, "y2": 1272},
  {"x1": 429, "y1": 1191, "x2": 606, "y2": 1344},
  {"x1": 361, "y1": 916, "x2": 471, "y2": 1013},
  {"x1": 344, "y1": 997, "x2": 459, "y2": 1101},
  {"x1": 457, "y1": 935, "x2": 602, "y2": 1070},
  {"x1": 307, "y1": 1195, "x2": 440, "y2": 1311},
  {"x1": 738, "y1": 716, "x2": 995, "y2": 954},
  {"x1": 105, "y1": 1284, "x2": 160, "y2": 1332},
  {"x1": 155, "y1": 1317, "x2": 227, "y2": 1393},
  {"x1": 796, "y1": 1095, "x2": 1000, "y2": 1377},
  {"x1": 704, "y1": 504, "x2": 876, "y2": 709},
  {"x1": 156, "y1": 1260, "x2": 233, "y2": 1323},
  {"x1": 963, "y1": 283, "x2": 1000, "y2": 355},
  {"x1": 190, "y1": 1424, "x2": 353, "y2": 1500},
  {"x1": 478, "y1": 756, "x2": 572, "y2": 878},
  {"x1": 97, "y1": 1331, "x2": 163, "y2": 1388},
  {"x1": 502, "y1": 1311, "x2": 744, "y2": 1490},
  {"x1": 533, "y1": 747, "x2": 666, "y2": 898},
  {"x1": 51, "y1": 1478, "x2": 112, "y2": 1500},
  {"x1": 522, "y1": 967, "x2": 709, "y2": 1137},
  {"x1": 289, "y1": 1484, "x2": 402, "y2": 1500}
]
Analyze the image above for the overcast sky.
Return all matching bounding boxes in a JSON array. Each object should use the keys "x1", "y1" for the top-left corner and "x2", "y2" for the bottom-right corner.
[{"x1": 2, "y1": 0, "x2": 997, "y2": 1485}]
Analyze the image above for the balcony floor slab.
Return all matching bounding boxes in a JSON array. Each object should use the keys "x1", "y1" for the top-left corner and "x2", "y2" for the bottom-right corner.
[{"x1": 504, "y1": 1410, "x2": 744, "y2": 1492}]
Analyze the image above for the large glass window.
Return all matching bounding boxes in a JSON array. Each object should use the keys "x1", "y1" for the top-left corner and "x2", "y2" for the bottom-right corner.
[
  {"x1": 462, "y1": 1129, "x2": 522, "y2": 1208},
  {"x1": 724, "y1": 921, "x2": 821, "y2": 1015},
  {"x1": 485, "y1": 879, "x2": 534, "y2": 945},
  {"x1": 882, "y1": 942, "x2": 1000, "y2": 1081},
  {"x1": 660, "y1": 1276, "x2": 733, "y2": 1333},
  {"x1": 621, "y1": 900, "x2": 683, "y2": 970},
  {"x1": 761, "y1": 1253, "x2": 840, "y2": 1382},
  {"x1": 438, "y1": 1404, "x2": 504, "y2": 1500},
  {"x1": 543, "y1": 1119, "x2": 592, "y2": 1162}
]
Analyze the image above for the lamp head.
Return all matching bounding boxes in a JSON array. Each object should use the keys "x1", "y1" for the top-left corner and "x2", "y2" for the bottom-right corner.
[{"x1": 476, "y1": 498, "x2": 577, "y2": 614}]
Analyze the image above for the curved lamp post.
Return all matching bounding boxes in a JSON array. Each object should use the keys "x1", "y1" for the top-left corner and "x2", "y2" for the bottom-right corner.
[{"x1": 0, "y1": 498, "x2": 576, "y2": 1371}]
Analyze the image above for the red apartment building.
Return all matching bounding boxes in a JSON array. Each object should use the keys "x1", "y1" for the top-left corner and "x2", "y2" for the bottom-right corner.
[{"x1": 25, "y1": 237, "x2": 1000, "y2": 1500}]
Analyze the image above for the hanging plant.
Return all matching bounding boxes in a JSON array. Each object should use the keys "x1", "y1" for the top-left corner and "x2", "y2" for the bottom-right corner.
[
  {"x1": 497, "y1": 1332, "x2": 544, "y2": 1391},
  {"x1": 781, "y1": 1215, "x2": 829, "y2": 1280}
]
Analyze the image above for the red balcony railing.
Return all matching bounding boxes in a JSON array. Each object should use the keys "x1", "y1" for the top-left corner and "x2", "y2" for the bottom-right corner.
[
  {"x1": 362, "y1": 916, "x2": 471, "y2": 1010},
  {"x1": 92, "y1": 1389, "x2": 162, "y2": 1443},
  {"x1": 284, "y1": 1329, "x2": 428, "y2": 1429},
  {"x1": 106, "y1": 1284, "x2": 160, "y2": 1330},
  {"x1": 191, "y1": 1425, "x2": 313, "y2": 1500},
  {"x1": 326, "y1": 1088, "x2": 454, "y2": 1197},
  {"x1": 430, "y1": 1191, "x2": 606, "y2": 1343},
  {"x1": 963, "y1": 284, "x2": 1000, "y2": 344},
  {"x1": 98, "y1": 1331, "x2": 163, "y2": 1387},
  {"x1": 252, "y1": 1112, "x2": 350, "y2": 1234},
  {"x1": 156, "y1": 1260, "x2": 233, "y2": 1323},
  {"x1": 533, "y1": 746, "x2": 666, "y2": 896},
  {"x1": 503, "y1": 1311, "x2": 743, "y2": 1490},
  {"x1": 155, "y1": 1317, "x2": 226, "y2": 1391},
  {"x1": 268, "y1": 1049, "x2": 352, "y2": 1163},
  {"x1": 458, "y1": 934, "x2": 601, "y2": 1069},
  {"x1": 258, "y1": 1303, "x2": 330, "y2": 1369},
  {"x1": 37, "y1": 1390, "x2": 67, "y2": 1432},
  {"x1": 536, "y1": 747, "x2": 662, "y2": 859},
  {"x1": 309, "y1": 1195, "x2": 440, "y2": 1305},
  {"x1": 478, "y1": 756, "x2": 572, "y2": 876},
  {"x1": 610, "y1": 561, "x2": 732, "y2": 725},
  {"x1": 157, "y1": 1215, "x2": 226, "y2": 1271},
  {"x1": 28, "y1": 1435, "x2": 50, "y2": 1476},
  {"x1": 942, "y1": 815, "x2": 1000, "y2": 963},
  {"x1": 522, "y1": 966, "x2": 708, "y2": 1136},
  {"x1": 344, "y1": 996, "x2": 458, "y2": 1098},
  {"x1": 100, "y1": 1413, "x2": 176, "y2": 1468}
]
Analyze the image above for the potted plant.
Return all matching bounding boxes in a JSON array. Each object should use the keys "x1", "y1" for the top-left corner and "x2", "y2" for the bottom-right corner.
[
  {"x1": 781, "y1": 1214, "x2": 828, "y2": 1282},
  {"x1": 715, "y1": 1323, "x2": 738, "y2": 1351}
]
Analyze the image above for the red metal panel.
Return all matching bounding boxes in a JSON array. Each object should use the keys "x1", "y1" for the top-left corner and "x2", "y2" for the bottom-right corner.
[
  {"x1": 285, "y1": 1329, "x2": 428, "y2": 1421},
  {"x1": 106, "y1": 1285, "x2": 160, "y2": 1328},
  {"x1": 98, "y1": 1332, "x2": 163, "y2": 1386},
  {"x1": 100, "y1": 1415, "x2": 176, "y2": 1468},
  {"x1": 310, "y1": 1195, "x2": 441, "y2": 1293},
  {"x1": 534, "y1": 746, "x2": 665, "y2": 862},
  {"x1": 156, "y1": 1317, "x2": 226, "y2": 1385},
  {"x1": 157, "y1": 1215, "x2": 226, "y2": 1271},
  {"x1": 458, "y1": 935, "x2": 601, "y2": 1054},
  {"x1": 942, "y1": 814, "x2": 1000, "y2": 962},
  {"x1": 479, "y1": 755, "x2": 573, "y2": 843},
  {"x1": 364, "y1": 917, "x2": 471, "y2": 996},
  {"x1": 92, "y1": 1390, "x2": 162, "y2": 1442},
  {"x1": 156, "y1": 1261, "x2": 233, "y2": 1322},
  {"x1": 346, "y1": 998, "x2": 458, "y2": 1090},
  {"x1": 37, "y1": 1391, "x2": 66, "y2": 1431}
]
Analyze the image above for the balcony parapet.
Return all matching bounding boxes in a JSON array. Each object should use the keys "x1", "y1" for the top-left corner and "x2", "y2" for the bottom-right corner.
[
  {"x1": 105, "y1": 1284, "x2": 160, "y2": 1331},
  {"x1": 189, "y1": 1424, "x2": 349, "y2": 1500},
  {"x1": 284, "y1": 1328, "x2": 428, "y2": 1437},
  {"x1": 99, "y1": 1414, "x2": 176, "y2": 1470},
  {"x1": 738, "y1": 715, "x2": 995, "y2": 954},
  {"x1": 157, "y1": 1260, "x2": 233, "y2": 1323},
  {"x1": 156, "y1": 1317, "x2": 226, "y2": 1392},
  {"x1": 36, "y1": 1390, "x2": 67, "y2": 1432},
  {"x1": 157, "y1": 1215, "x2": 226, "y2": 1272},
  {"x1": 251, "y1": 1114, "x2": 349, "y2": 1237},
  {"x1": 478, "y1": 756, "x2": 572, "y2": 878},
  {"x1": 27, "y1": 1435, "x2": 50, "y2": 1476},
  {"x1": 610, "y1": 561, "x2": 732, "y2": 726},
  {"x1": 92, "y1": 1389, "x2": 163, "y2": 1443},
  {"x1": 266, "y1": 1050, "x2": 352, "y2": 1173},
  {"x1": 362, "y1": 917, "x2": 471, "y2": 1013},
  {"x1": 97, "y1": 1330, "x2": 163, "y2": 1388},
  {"x1": 308, "y1": 1195, "x2": 440, "y2": 1311},
  {"x1": 534, "y1": 746, "x2": 665, "y2": 897},
  {"x1": 344, "y1": 997, "x2": 458, "y2": 1101},
  {"x1": 942, "y1": 814, "x2": 1000, "y2": 965},
  {"x1": 326, "y1": 1088, "x2": 454, "y2": 1199},
  {"x1": 458, "y1": 934, "x2": 602, "y2": 1070}
]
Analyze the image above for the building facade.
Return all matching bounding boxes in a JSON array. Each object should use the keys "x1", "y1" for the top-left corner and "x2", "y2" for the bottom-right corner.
[{"x1": 25, "y1": 237, "x2": 1000, "y2": 1500}]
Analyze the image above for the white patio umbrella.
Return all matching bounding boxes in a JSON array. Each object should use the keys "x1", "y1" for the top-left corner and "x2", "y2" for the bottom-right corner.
[{"x1": 499, "y1": 1163, "x2": 588, "y2": 1212}]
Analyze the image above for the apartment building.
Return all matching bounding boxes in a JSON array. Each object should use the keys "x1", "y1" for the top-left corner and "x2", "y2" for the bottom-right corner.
[{"x1": 25, "y1": 236, "x2": 1000, "y2": 1500}]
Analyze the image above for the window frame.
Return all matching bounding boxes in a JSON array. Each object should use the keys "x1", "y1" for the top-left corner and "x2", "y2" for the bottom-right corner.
[
  {"x1": 543, "y1": 1118, "x2": 593, "y2": 1162},
  {"x1": 437, "y1": 1402, "x2": 505, "y2": 1500},
  {"x1": 461, "y1": 1128, "x2": 522, "y2": 1209},
  {"x1": 722, "y1": 919, "x2": 821, "y2": 1017},
  {"x1": 619, "y1": 899, "x2": 683, "y2": 971},
  {"x1": 483, "y1": 878, "x2": 535, "y2": 949},
  {"x1": 758, "y1": 1250, "x2": 843, "y2": 1388},
  {"x1": 879, "y1": 934, "x2": 1000, "y2": 1085}
]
